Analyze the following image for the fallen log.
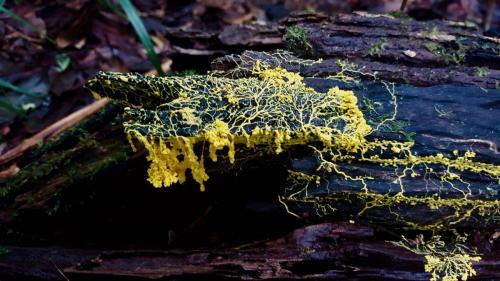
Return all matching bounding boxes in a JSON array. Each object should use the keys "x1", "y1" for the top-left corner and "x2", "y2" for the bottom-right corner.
[
  {"x1": 0, "y1": 223, "x2": 498, "y2": 281},
  {"x1": 85, "y1": 55, "x2": 500, "y2": 231},
  {"x1": 0, "y1": 11, "x2": 499, "y2": 281},
  {"x1": 61, "y1": 222, "x2": 500, "y2": 280},
  {"x1": 212, "y1": 12, "x2": 500, "y2": 88}
]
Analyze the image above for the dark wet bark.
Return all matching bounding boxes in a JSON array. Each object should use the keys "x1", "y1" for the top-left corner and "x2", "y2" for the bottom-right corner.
[
  {"x1": 0, "y1": 223, "x2": 498, "y2": 281},
  {"x1": 212, "y1": 12, "x2": 500, "y2": 88}
]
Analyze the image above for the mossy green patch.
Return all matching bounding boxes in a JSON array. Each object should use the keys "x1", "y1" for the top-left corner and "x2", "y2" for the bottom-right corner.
[
  {"x1": 368, "y1": 38, "x2": 389, "y2": 57},
  {"x1": 285, "y1": 25, "x2": 313, "y2": 55},
  {"x1": 424, "y1": 38, "x2": 469, "y2": 65}
]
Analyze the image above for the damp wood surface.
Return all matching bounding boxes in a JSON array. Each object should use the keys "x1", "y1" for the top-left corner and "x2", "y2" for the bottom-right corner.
[
  {"x1": 0, "y1": 11, "x2": 499, "y2": 281},
  {"x1": 1, "y1": 223, "x2": 499, "y2": 281}
]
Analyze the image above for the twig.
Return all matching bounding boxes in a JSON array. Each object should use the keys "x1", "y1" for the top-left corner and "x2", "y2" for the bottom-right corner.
[{"x1": 0, "y1": 98, "x2": 110, "y2": 166}]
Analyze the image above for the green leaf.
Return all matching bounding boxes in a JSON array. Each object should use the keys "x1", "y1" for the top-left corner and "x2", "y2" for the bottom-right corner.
[
  {"x1": 119, "y1": 0, "x2": 165, "y2": 76},
  {"x1": 0, "y1": 5, "x2": 38, "y2": 33},
  {"x1": 55, "y1": 53, "x2": 71, "y2": 72},
  {"x1": 0, "y1": 98, "x2": 26, "y2": 117},
  {"x1": 0, "y1": 3, "x2": 55, "y2": 43},
  {"x1": 0, "y1": 78, "x2": 43, "y2": 98}
]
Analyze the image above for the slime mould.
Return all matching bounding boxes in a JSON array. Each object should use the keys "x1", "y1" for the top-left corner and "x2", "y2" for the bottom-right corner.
[
  {"x1": 86, "y1": 64, "x2": 500, "y2": 195},
  {"x1": 86, "y1": 64, "x2": 373, "y2": 190}
]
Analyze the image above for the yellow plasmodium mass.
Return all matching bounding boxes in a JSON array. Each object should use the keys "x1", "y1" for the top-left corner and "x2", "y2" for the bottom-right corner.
[
  {"x1": 121, "y1": 62, "x2": 375, "y2": 191},
  {"x1": 130, "y1": 132, "x2": 209, "y2": 191},
  {"x1": 108, "y1": 61, "x2": 500, "y2": 197}
]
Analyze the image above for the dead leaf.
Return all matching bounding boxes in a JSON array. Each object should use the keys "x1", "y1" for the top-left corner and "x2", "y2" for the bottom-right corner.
[
  {"x1": 0, "y1": 164, "x2": 20, "y2": 179},
  {"x1": 403, "y1": 50, "x2": 417, "y2": 57}
]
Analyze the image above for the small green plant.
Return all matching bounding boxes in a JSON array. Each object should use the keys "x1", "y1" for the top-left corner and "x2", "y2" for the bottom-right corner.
[
  {"x1": 379, "y1": 119, "x2": 415, "y2": 142},
  {"x1": 285, "y1": 25, "x2": 313, "y2": 54},
  {"x1": 2, "y1": 0, "x2": 164, "y2": 77},
  {"x1": 47, "y1": 199, "x2": 61, "y2": 216},
  {"x1": 423, "y1": 26, "x2": 442, "y2": 38},
  {"x1": 0, "y1": 77, "x2": 46, "y2": 98},
  {"x1": 424, "y1": 42, "x2": 440, "y2": 53},
  {"x1": 0, "y1": 1, "x2": 67, "y2": 119},
  {"x1": 368, "y1": 38, "x2": 389, "y2": 57},
  {"x1": 0, "y1": 96, "x2": 25, "y2": 116},
  {"x1": 0, "y1": 0, "x2": 54, "y2": 42}
]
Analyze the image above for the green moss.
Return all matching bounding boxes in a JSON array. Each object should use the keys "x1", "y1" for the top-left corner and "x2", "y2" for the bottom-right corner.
[
  {"x1": 285, "y1": 25, "x2": 313, "y2": 55},
  {"x1": 367, "y1": 38, "x2": 389, "y2": 57},
  {"x1": 423, "y1": 26, "x2": 442, "y2": 38},
  {"x1": 172, "y1": 69, "x2": 198, "y2": 77},
  {"x1": 387, "y1": 11, "x2": 411, "y2": 20},
  {"x1": 424, "y1": 39, "x2": 469, "y2": 65},
  {"x1": 424, "y1": 42, "x2": 440, "y2": 53},
  {"x1": 3, "y1": 149, "x2": 75, "y2": 197},
  {"x1": 1, "y1": 106, "x2": 128, "y2": 199},
  {"x1": 46, "y1": 198, "x2": 60, "y2": 216},
  {"x1": 44, "y1": 144, "x2": 128, "y2": 216},
  {"x1": 87, "y1": 54, "x2": 499, "y2": 280},
  {"x1": 474, "y1": 67, "x2": 489, "y2": 78}
]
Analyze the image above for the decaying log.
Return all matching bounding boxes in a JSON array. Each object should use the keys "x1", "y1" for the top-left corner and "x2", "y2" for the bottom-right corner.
[
  {"x1": 0, "y1": 12, "x2": 499, "y2": 281},
  {"x1": 213, "y1": 12, "x2": 500, "y2": 88},
  {"x1": 83, "y1": 55, "x2": 500, "y2": 230},
  {"x1": 281, "y1": 80, "x2": 500, "y2": 229},
  {"x1": 0, "y1": 223, "x2": 498, "y2": 281},
  {"x1": 60, "y1": 223, "x2": 500, "y2": 280}
]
